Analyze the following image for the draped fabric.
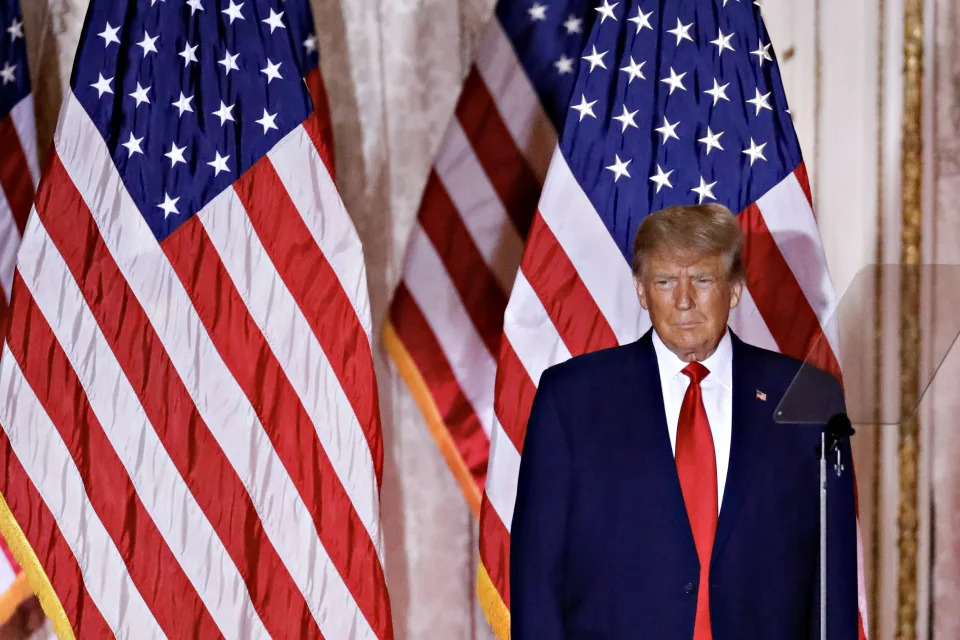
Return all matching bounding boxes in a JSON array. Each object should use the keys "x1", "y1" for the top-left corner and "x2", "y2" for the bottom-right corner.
[{"x1": 932, "y1": 0, "x2": 960, "y2": 636}]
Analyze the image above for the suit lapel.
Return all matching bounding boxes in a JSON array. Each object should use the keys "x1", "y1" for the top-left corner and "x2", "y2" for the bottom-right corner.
[
  {"x1": 711, "y1": 333, "x2": 771, "y2": 564},
  {"x1": 623, "y1": 331, "x2": 695, "y2": 546}
]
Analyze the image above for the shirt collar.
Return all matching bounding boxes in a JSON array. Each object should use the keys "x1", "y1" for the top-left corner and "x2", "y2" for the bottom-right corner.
[{"x1": 652, "y1": 327, "x2": 733, "y2": 390}]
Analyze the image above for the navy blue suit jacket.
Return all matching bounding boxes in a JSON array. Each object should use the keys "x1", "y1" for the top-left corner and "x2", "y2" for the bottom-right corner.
[{"x1": 510, "y1": 330, "x2": 858, "y2": 639}]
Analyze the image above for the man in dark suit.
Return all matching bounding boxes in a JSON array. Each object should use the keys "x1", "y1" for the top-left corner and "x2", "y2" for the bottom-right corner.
[{"x1": 510, "y1": 204, "x2": 858, "y2": 639}]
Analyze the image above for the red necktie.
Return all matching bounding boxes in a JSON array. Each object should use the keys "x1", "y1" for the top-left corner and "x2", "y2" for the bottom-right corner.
[{"x1": 676, "y1": 362, "x2": 718, "y2": 640}]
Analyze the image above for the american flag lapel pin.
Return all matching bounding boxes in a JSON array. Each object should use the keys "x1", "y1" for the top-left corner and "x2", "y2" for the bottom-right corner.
[{"x1": 756, "y1": 390, "x2": 767, "y2": 402}]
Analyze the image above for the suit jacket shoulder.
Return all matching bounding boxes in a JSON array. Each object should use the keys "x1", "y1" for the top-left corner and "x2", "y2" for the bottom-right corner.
[
  {"x1": 733, "y1": 336, "x2": 845, "y2": 422},
  {"x1": 538, "y1": 341, "x2": 636, "y2": 397}
]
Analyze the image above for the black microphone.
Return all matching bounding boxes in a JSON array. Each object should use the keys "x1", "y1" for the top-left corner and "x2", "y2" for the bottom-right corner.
[
  {"x1": 825, "y1": 413, "x2": 854, "y2": 453},
  {"x1": 820, "y1": 413, "x2": 854, "y2": 476}
]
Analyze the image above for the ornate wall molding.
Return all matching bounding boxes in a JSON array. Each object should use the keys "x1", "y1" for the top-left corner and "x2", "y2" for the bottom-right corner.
[{"x1": 896, "y1": 0, "x2": 925, "y2": 637}]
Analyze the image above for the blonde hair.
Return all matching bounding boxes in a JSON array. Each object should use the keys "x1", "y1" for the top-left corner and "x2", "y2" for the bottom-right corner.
[{"x1": 632, "y1": 203, "x2": 746, "y2": 281}]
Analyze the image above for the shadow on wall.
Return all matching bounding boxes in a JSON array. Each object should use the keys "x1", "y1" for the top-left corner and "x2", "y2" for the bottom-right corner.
[{"x1": 21, "y1": 0, "x2": 72, "y2": 164}]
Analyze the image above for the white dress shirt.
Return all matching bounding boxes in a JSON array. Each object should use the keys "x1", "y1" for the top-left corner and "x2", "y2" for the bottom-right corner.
[{"x1": 652, "y1": 329, "x2": 733, "y2": 507}]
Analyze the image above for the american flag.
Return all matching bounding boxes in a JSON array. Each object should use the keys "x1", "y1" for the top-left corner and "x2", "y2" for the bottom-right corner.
[
  {"x1": 384, "y1": 0, "x2": 595, "y2": 515},
  {"x1": 0, "y1": 0, "x2": 37, "y2": 326},
  {"x1": 0, "y1": 0, "x2": 36, "y2": 623},
  {"x1": 0, "y1": 1, "x2": 391, "y2": 638},
  {"x1": 283, "y1": 0, "x2": 336, "y2": 175},
  {"x1": 476, "y1": 1, "x2": 868, "y2": 639}
]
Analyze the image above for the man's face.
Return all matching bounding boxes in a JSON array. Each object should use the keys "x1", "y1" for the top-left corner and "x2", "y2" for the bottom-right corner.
[{"x1": 636, "y1": 251, "x2": 743, "y2": 362}]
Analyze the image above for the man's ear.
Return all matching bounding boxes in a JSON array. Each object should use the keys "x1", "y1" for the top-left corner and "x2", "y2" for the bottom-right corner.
[
  {"x1": 729, "y1": 279, "x2": 744, "y2": 310},
  {"x1": 636, "y1": 277, "x2": 649, "y2": 311}
]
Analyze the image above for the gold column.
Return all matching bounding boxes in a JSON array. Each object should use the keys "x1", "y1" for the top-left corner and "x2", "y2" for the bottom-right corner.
[{"x1": 896, "y1": 0, "x2": 925, "y2": 638}]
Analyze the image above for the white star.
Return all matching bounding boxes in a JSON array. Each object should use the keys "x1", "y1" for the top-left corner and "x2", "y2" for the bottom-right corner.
[
  {"x1": 98, "y1": 22, "x2": 121, "y2": 47},
  {"x1": 698, "y1": 127, "x2": 725, "y2": 155},
  {"x1": 563, "y1": 15, "x2": 583, "y2": 34},
  {"x1": 164, "y1": 143, "x2": 187, "y2": 167},
  {"x1": 256, "y1": 108, "x2": 279, "y2": 133},
  {"x1": 660, "y1": 67, "x2": 687, "y2": 94},
  {"x1": 208, "y1": 151, "x2": 231, "y2": 176},
  {"x1": 180, "y1": 42, "x2": 199, "y2": 66},
  {"x1": 595, "y1": 0, "x2": 619, "y2": 23},
  {"x1": 650, "y1": 164, "x2": 674, "y2": 192},
  {"x1": 90, "y1": 73, "x2": 113, "y2": 97},
  {"x1": 128, "y1": 82, "x2": 151, "y2": 107},
  {"x1": 620, "y1": 56, "x2": 645, "y2": 83},
  {"x1": 742, "y1": 137, "x2": 768, "y2": 165},
  {"x1": 691, "y1": 176, "x2": 718, "y2": 203},
  {"x1": 158, "y1": 193, "x2": 180, "y2": 218},
  {"x1": 667, "y1": 18, "x2": 694, "y2": 45},
  {"x1": 171, "y1": 91, "x2": 194, "y2": 116},
  {"x1": 304, "y1": 34, "x2": 317, "y2": 54},
  {"x1": 6, "y1": 18, "x2": 24, "y2": 41},
  {"x1": 582, "y1": 45, "x2": 608, "y2": 72},
  {"x1": 186, "y1": 0, "x2": 204, "y2": 14},
  {"x1": 0, "y1": 63, "x2": 15, "y2": 85},
  {"x1": 212, "y1": 101, "x2": 235, "y2": 125},
  {"x1": 628, "y1": 7, "x2": 653, "y2": 33},
  {"x1": 219, "y1": 50, "x2": 240, "y2": 75},
  {"x1": 137, "y1": 31, "x2": 159, "y2": 57},
  {"x1": 612, "y1": 105, "x2": 638, "y2": 132},
  {"x1": 263, "y1": 8, "x2": 286, "y2": 33},
  {"x1": 570, "y1": 94, "x2": 597, "y2": 121},
  {"x1": 655, "y1": 116, "x2": 680, "y2": 144},
  {"x1": 746, "y1": 88, "x2": 773, "y2": 115},
  {"x1": 605, "y1": 154, "x2": 631, "y2": 182},
  {"x1": 121, "y1": 132, "x2": 144, "y2": 157},
  {"x1": 710, "y1": 28, "x2": 735, "y2": 55},
  {"x1": 555, "y1": 55, "x2": 574, "y2": 75},
  {"x1": 704, "y1": 78, "x2": 730, "y2": 105},
  {"x1": 222, "y1": 0, "x2": 245, "y2": 24},
  {"x1": 261, "y1": 59, "x2": 283, "y2": 83},
  {"x1": 528, "y1": 3, "x2": 547, "y2": 21},
  {"x1": 751, "y1": 40, "x2": 773, "y2": 65}
]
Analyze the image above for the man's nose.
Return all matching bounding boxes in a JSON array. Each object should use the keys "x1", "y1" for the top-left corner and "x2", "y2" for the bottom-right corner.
[{"x1": 674, "y1": 282, "x2": 694, "y2": 310}]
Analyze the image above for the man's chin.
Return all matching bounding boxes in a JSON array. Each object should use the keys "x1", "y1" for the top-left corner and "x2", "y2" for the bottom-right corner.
[
  {"x1": 663, "y1": 334, "x2": 712, "y2": 361},
  {"x1": 667, "y1": 330, "x2": 706, "y2": 345}
]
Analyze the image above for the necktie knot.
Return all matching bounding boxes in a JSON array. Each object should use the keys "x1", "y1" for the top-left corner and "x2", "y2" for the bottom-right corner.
[{"x1": 682, "y1": 362, "x2": 710, "y2": 385}]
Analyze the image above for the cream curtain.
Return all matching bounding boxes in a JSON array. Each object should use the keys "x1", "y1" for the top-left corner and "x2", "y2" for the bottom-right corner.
[{"x1": 930, "y1": 0, "x2": 960, "y2": 637}]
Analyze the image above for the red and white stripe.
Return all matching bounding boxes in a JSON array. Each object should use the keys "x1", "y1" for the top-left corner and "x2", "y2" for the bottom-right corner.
[
  {"x1": 305, "y1": 66, "x2": 336, "y2": 177},
  {"x1": 385, "y1": 18, "x2": 556, "y2": 513},
  {"x1": 0, "y1": 93, "x2": 37, "y2": 322},
  {"x1": 0, "y1": 84, "x2": 37, "y2": 620},
  {"x1": 477, "y1": 150, "x2": 868, "y2": 639},
  {"x1": 0, "y1": 89, "x2": 392, "y2": 638}
]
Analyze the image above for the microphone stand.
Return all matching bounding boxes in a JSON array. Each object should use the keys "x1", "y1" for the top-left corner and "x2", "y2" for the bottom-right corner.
[{"x1": 820, "y1": 414, "x2": 854, "y2": 640}]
